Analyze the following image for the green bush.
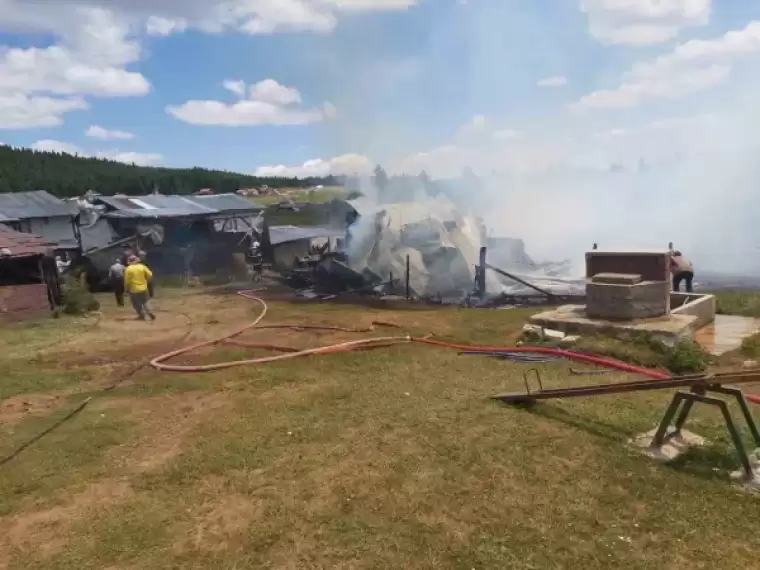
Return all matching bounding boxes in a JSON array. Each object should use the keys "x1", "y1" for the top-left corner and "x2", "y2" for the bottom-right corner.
[
  {"x1": 62, "y1": 279, "x2": 100, "y2": 315},
  {"x1": 664, "y1": 338, "x2": 709, "y2": 375}
]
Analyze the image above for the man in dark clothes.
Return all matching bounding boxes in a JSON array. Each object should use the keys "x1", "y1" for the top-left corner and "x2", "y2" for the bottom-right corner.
[
  {"x1": 108, "y1": 258, "x2": 126, "y2": 306},
  {"x1": 670, "y1": 251, "x2": 695, "y2": 293}
]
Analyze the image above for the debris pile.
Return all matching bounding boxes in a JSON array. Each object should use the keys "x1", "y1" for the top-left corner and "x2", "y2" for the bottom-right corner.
[{"x1": 345, "y1": 196, "x2": 488, "y2": 298}]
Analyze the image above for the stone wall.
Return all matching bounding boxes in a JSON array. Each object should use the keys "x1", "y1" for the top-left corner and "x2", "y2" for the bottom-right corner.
[
  {"x1": 0, "y1": 283, "x2": 50, "y2": 321},
  {"x1": 587, "y1": 281, "x2": 669, "y2": 320}
]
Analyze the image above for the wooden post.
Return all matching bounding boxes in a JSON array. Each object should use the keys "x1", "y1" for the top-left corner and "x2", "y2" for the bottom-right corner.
[
  {"x1": 405, "y1": 254, "x2": 411, "y2": 300},
  {"x1": 476, "y1": 247, "x2": 487, "y2": 298}
]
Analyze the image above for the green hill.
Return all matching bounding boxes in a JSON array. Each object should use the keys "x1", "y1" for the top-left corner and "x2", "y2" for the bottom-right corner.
[{"x1": 0, "y1": 145, "x2": 337, "y2": 197}]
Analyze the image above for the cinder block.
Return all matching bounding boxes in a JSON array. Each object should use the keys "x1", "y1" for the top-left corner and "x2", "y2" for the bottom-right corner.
[{"x1": 587, "y1": 281, "x2": 669, "y2": 320}]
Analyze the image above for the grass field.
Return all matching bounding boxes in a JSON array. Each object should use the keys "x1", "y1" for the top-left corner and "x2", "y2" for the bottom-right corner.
[{"x1": 1, "y1": 289, "x2": 760, "y2": 569}]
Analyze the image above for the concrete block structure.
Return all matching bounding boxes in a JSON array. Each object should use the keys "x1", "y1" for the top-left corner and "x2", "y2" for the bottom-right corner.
[{"x1": 585, "y1": 251, "x2": 670, "y2": 321}]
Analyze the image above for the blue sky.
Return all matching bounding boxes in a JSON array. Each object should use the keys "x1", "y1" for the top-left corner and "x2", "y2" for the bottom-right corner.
[{"x1": 0, "y1": 0, "x2": 759, "y2": 182}]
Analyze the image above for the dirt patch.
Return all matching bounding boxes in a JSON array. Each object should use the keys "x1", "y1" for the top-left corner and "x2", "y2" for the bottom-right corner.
[
  {"x1": 173, "y1": 493, "x2": 264, "y2": 555},
  {"x1": 0, "y1": 478, "x2": 132, "y2": 565},
  {"x1": 0, "y1": 393, "x2": 65, "y2": 426},
  {"x1": 103, "y1": 391, "x2": 230, "y2": 473}
]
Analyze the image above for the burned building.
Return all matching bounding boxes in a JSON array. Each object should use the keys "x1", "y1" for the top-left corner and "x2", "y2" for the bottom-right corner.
[
  {"x1": 0, "y1": 225, "x2": 61, "y2": 321},
  {"x1": 80, "y1": 193, "x2": 265, "y2": 281}
]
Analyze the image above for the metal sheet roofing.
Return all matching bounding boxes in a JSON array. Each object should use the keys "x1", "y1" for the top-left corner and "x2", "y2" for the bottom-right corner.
[
  {"x1": 0, "y1": 225, "x2": 56, "y2": 258},
  {"x1": 268, "y1": 225, "x2": 344, "y2": 246},
  {"x1": 0, "y1": 190, "x2": 73, "y2": 220},
  {"x1": 98, "y1": 193, "x2": 264, "y2": 219}
]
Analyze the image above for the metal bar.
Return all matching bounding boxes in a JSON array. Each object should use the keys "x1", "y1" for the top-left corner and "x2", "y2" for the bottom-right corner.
[
  {"x1": 492, "y1": 370, "x2": 760, "y2": 404},
  {"x1": 485, "y1": 263, "x2": 553, "y2": 297},
  {"x1": 673, "y1": 397, "x2": 695, "y2": 433},
  {"x1": 713, "y1": 386, "x2": 760, "y2": 447},
  {"x1": 652, "y1": 391, "x2": 755, "y2": 480},
  {"x1": 653, "y1": 393, "x2": 686, "y2": 447},
  {"x1": 706, "y1": 395, "x2": 755, "y2": 479}
]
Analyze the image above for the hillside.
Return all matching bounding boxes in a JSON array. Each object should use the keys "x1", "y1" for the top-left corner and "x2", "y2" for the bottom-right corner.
[{"x1": 0, "y1": 145, "x2": 338, "y2": 197}]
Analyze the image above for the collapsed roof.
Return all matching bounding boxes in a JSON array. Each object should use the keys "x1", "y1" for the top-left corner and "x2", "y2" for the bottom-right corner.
[
  {"x1": 344, "y1": 196, "x2": 583, "y2": 298},
  {"x1": 345, "y1": 196, "x2": 492, "y2": 298}
]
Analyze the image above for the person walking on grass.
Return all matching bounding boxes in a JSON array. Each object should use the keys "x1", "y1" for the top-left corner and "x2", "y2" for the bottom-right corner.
[
  {"x1": 108, "y1": 257, "x2": 126, "y2": 306},
  {"x1": 124, "y1": 255, "x2": 156, "y2": 321}
]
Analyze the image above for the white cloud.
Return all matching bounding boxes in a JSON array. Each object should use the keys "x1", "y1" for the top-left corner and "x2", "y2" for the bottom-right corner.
[
  {"x1": 86, "y1": 124, "x2": 135, "y2": 139},
  {"x1": 580, "y1": 0, "x2": 711, "y2": 45},
  {"x1": 0, "y1": 4, "x2": 150, "y2": 128},
  {"x1": 249, "y1": 79, "x2": 302, "y2": 105},
  {"x1": 254, "y1": 153, "x2": 374, "y2": 177},
  {"x1": 34, "y1": 0, "x2": 421, "y2": 37},
  {"x1": 168, "y1": 79, "x2": 332, "y2": 126},
  {"x1": 574, "y1": 20, "x2": 760, "y2": 110},
  {"x1": 222, "y1": 79, "x2": 246, "y2": 97},
  {"x1": 30, "y1": 139, "x2": 162, "y2": 166},
  {"x1": 146, "y1": 15, "x2": 188, "y2": 36},
  {"x1": 537, "y1": 76, "x2": 567, "y2": 87},
  {"x1": 0, "y1": 94, "x2": 88, "y2": 129},
  {"x1": 0, "y1": 0, "x2": 422, "y2": 129}
]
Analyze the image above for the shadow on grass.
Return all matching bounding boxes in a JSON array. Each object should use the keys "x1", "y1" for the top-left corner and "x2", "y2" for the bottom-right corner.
[
  {"x1": 664, "y1": 443, "x2": 741, "y2": 483},
  {"x1": 499, "y1": 401, "x2": 633, "y2": 443},
  {"x1": 510, "y1": 400, "x2": 751, "y2": 485}
]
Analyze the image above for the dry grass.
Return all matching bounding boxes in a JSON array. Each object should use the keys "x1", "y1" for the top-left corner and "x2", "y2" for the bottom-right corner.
[{"x1": 0, "y1": 290, "x2": 759, "y2": 569}]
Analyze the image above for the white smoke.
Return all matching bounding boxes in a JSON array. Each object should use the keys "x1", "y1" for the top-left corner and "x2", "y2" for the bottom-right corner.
[{"x1": 299, "y1": 1, "x2": 760, "y2": 277}]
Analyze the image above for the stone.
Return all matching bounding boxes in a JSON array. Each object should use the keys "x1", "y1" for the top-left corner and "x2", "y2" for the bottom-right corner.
[
  {"x1": 591, "y1": 272, "x2": 642, "y2": 285},
  {"x1": 542, "y1": 328, "x2": 565, "y2": 341},
  {"x1": 628, "y1": 428, "x2": 706, "y2": 461},
  {"x1": 560, "y1": 335, "x2": 581, "y2": 345}
]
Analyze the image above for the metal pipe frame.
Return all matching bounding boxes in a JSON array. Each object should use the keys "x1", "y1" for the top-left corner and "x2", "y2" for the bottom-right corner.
[{"x1": 651, "y1": 385, "x2": 760, "y2": 480}]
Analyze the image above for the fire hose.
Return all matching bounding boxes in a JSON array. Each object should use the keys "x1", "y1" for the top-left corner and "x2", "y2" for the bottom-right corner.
[{"x1": 149, "y1": 290, "x2": 760, "y2": 405}]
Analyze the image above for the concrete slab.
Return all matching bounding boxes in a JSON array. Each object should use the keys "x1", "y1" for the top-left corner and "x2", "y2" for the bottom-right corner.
[
  {"x1": 529, "y1": 304, "x2": 697, "y2": 343},
  {"x1": 695, "y1": 315, "x2": 760, "y2": 356},
  {"x1": 628, "y1": 428, "x2": 706, "y2": 461},
  {"x1": 591, "y1": 272, "x2": 642, "y2": 285}
]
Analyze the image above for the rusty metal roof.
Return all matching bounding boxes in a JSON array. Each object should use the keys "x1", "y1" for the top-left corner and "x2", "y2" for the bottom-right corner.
[{"x1": 0, "y1": 225, "x2": 56, "y2": 258}]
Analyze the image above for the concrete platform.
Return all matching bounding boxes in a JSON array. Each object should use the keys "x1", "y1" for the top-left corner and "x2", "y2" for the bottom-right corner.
[
  {"x1": 695, "y1": 315, "x2": 760, "y2": 356},
  {"x1": 529, "y1": 304, "x2": 698, "y2": 344},
  {"x1": 628, "y1": 428, "x2": 706, "y2": 461}
]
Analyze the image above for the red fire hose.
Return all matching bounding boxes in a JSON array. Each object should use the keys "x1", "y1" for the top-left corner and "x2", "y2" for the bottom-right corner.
[{"x1": 150, "y1": 291, "x2": 760, "y2": 405}]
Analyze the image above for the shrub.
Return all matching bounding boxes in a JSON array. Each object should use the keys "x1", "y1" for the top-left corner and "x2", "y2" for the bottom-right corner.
[
  {"x1": 62, "y1": 278, "x2": 100, "y2": 315},
  {"x1": 664, "y1": 338, "x2": 709, "y2": 375}
]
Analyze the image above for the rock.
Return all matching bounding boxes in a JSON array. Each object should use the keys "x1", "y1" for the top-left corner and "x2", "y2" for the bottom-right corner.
[
  {"x1": 542, "y1": 328, "x2": 565, "y2": 341},
  {"x1": 743, "y1": 360, "x2": 758, "y2": 369},
  {"x1": 561, "y1": 335, "x2": 581, "y2": 345},
  {"x1": 521, "y1": 324, "x2": 543, "y2": 340}
]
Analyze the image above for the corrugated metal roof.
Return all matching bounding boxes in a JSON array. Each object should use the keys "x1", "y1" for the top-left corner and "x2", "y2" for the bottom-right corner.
[
  {"x1": 98, "y1": 193, "x2": 263, "y2": 219},
  {"x1": 192, "y1": 194, "x2": 265, "y2": 212},
  {"x1": 268, "y1": 225, "x2": 344, "y2": 246},
  {"x1": 0, "y1": 225, "x2": 56, "y2": 258},
  {"x1": 0, "y1": 191, "x2": 73, "y2": 220}
]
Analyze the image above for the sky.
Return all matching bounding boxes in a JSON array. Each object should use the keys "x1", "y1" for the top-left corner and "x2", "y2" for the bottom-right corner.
[{"x1": 1, "y1": 0, "x2": 760, "y2": 270}]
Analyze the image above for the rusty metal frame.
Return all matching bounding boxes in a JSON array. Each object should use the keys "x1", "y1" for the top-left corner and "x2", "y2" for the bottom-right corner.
[{"x1": 652, "y1": 385, "x2": 760, "y2": 480}]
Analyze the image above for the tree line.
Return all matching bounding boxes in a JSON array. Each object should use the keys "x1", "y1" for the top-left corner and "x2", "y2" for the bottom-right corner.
[{"x1": 0, "y1": 145, "x2": 341, "y2": 197}]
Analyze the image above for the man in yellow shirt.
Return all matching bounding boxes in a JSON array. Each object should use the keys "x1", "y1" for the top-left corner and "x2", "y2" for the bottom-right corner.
[{"x1": 124, "y1": 255, "x2": 156, "y2": 320}]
